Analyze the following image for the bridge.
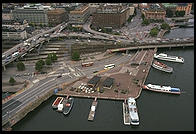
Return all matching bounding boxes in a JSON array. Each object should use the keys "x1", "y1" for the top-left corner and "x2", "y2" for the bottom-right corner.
[
  {"x1": 107, "y1": 41, "x2": 194, "y2": 53},
  {"x1": 2, "y1": 22, "x2": 68, "y2": 70}
]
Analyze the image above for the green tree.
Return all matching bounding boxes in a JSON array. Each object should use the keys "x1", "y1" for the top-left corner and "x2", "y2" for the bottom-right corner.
[
  {"x1": 9, "y1": 77, "x2": 16, "y2": 86},
  {"x1": 71, "y1": 51, "x2": 80, "y2": 61},
  {"x1": 161, "y1": 23, "x2": 171, "y2": 30},
  {"x1": 17, "y1": 61, "x2": 25, "y2": 71},
  {"x1": 175, "y1": 11, "x2": 185, "y2": 17},
  {"x1": 142, "y1": 19, "x2": 150, "y2": 26},
  {"x1": 39, "y1": 59, "x2": 45, "y2": 65},
  {"x1": 150, "y1": 27, "x2": 159, "y2": 37},
  {"x1": 45, "y1": 58, "x2": 52, "y2": 65},
  {"x1": 35, "y1": 60, "x2": 44, "y2": 71},
  {"x1": 141, "y1": 13, "x2": 145, "y2": 20},
  {"x1": 166, "y1": 8, "x2": 174, "y2": 18},
  {"x1": 52, "y1": 53, "x2": 57, "y2": 61}
]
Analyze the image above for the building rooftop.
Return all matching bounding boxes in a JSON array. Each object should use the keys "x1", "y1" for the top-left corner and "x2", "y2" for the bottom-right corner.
[
  {"x1": 70, "y1": 5, "x2": 89, "y2": 14},
  {"x1": 103, "y1": 77, "x2": 114, "y2": 88},
  {"x1": 47, "y1": 9, "x2": 66, "y2": 14},
  {"x1": 177, "y1": 3, "x2": 188, "y2": 7},
  {"x1": 87, "y1": 76, "x2": 101, "y2": 85},
  {"x1": 162, "y1": 3, "x2": 177, "y2": 8}
]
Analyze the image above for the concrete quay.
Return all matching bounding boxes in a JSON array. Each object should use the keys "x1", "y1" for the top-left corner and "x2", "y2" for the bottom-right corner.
[{"x1": 56, "y1": 48, "x2": 157, "y2": 100}]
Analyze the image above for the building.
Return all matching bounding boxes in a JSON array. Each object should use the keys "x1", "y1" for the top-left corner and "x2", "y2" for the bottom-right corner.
[
  {"x1": 92, "y1": 4, "x2": 130, "y2": 29},
  {"x1": 87, "y1": 76, "x2": 101, "y2": 88},
  {"x1": 102, "y1": 77, "x2": 114, "y2": 89},
  {"x1": 47, "y1": 9, "x2": 68, "y2": 26},
  {"x1": 142, "y1": 4, "x2": 166, "y2": 20},
  {"x1": 129, "y1": 6, "x2": 135, "y2": 16},
  {"x1": 176, "y1": 3, "x2": 192, "y2": 16},
  {"x1": 161, "y1": 3, "x2": 192, "y2": 16},
  {"x1": 2, "y1": 26, "x2": 27, "y2": 40},
  {"x1": 12, "y1": 4, "x2": 52, "y2": 26},
  {"x1": 161, "y1": 3, "x2": 178, "y2": 16},
  {"x1": 88, "y1": 3, "x2": 100, "y2": 15},
  {"x1": 2, "y1": 19, "x2": 28, "y2": 30},
  {"x1": 69, "y1": 5, "x2": 90, "y2": 24},
  {"x1": 2, "y1": 8, "x2": 13, "y2": 20},
  {"x1": 139, "y1": 3, "x2": 149, "y2": 9}
]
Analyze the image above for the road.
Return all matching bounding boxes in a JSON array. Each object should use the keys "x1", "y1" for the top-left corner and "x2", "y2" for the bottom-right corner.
[
  {"x1": 2, "y1": 22, "x2": 67, "y2": 67},
  {"x1": 2, "y1": 53, "x2": 131, "y2": 126}
]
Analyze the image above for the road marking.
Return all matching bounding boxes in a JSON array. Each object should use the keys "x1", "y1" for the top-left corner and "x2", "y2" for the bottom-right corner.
[{"x1": 2, "y1": 78, "x2": 56, "y2": 110}]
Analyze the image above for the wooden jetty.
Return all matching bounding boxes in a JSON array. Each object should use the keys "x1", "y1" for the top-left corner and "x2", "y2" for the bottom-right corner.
[
  {"x1": 88, "y1": 97, "x2": 98, "y2": 121},
  {"x1": 123, "y1": 99, "x2": 130, "y2": 125}
]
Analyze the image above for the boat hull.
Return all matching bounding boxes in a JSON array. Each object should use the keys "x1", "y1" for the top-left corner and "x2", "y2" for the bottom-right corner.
[
  {"x1": 154, "y1": 54, "x2": 184, "y2": 63},
  {"x1": 143, "y1": 87, "x2": 180, "y2": 95},
  {"x1": 152, "y1": 63, "x2": 173, "y2": 73},
  {"x1": 63, "y1": 98, "x2": 74, "y2": 115}
]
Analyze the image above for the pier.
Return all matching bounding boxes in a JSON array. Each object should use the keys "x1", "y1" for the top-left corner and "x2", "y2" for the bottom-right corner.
[
  {"x1": 88, "y1": 97, "x2": 98, "y2": 121},
  {"x1": 123, "y1": 100, "x2": 130, "y2": 125}
]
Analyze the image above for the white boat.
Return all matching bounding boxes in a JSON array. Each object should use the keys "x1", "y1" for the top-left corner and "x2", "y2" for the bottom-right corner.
[
  {"x1": 154, "y1": 53, "x2": 184, "y2": 63},
  {"x1": 142, "y1": 84, "x2": 181, "y2": 94},
  {"x1": 152, "y1": 60, "x2": 173, "y2": 73},
  {"x1": 57, "y1": 98, "x2": 64, "y2": 112},
  {"x1": 128, "y1": 97, "x2": 139, "y2": 125}
]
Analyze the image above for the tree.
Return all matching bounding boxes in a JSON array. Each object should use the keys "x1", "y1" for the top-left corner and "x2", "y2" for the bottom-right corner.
[
  {"x1": 175, "y1": 11, "x2": 185, "y2": 17},
  {"x1": 161, "y1": 23, "x2": 171, "y2": 30},
  {"x1": 35, "y1": 60, "x2": 44, "y2": 72},
  {"x1": 142, "y1": 19, "x2": 150, "y2": 26},
  {"x1": 45, "y1": 58, "x2": 52, "y2": 65},
  {"x1": 141, "y1": 13, "x2": 145, "y2": 20},
  {"x1": 71, "y1": 51, "x2": 80, "y2": 61},
  {"x1": 39, "y1": 59, "x2": 45, "y2": 66},
  {"x1": 150, "y1": 27, "x2": 159, "y2": 37},
  {"x1": 17, "y1": 61, "x2": 25, "y2": 71},
  {"x1": 47, "y1": 53, "x2": 57, "y2": 62},
  {"x1": 9, "y1": 77, "x2": 16, "y2": 86},
  {"x1": 166, "y1": 8, "x2": 174, "y2": 18}
]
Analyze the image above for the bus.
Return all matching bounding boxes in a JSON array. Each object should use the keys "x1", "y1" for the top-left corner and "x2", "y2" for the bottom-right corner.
[
  {"x1": 81, "y1": 62, "x2": 94, "y2": 67},
  {"x1": 104, "y1": 64, "x2": 115, "y2": 70}
]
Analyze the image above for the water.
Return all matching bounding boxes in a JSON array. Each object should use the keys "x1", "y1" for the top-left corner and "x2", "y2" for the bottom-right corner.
[
  {"x1": 164, "y1": 27, "x2": 194, "y2": 39},
  {"x1": 12, "y1": 47, "x2": 194, "y2": 131}
]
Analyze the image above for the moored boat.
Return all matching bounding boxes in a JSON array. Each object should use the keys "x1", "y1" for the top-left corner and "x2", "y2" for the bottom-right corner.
[
  {"x1": 128, "y1": 97, "x2": 139, "y2": 125},
  {"x1": 154, "y1": 53, "x2": 184, "y2": 63},
  {"x1": 63, "y1": 97, "x2": 74, "y2": 115},
  {"x1": 142, "y1": 84, "x2": 181, "y2": 94},
  {"x1": 52, "y1": 97, "x2": 64, "y2": 109},
  {"x1": 57, "y1": 98, "x2": 65, "y2": 112},
  {"x1": 152, "y1": 60, "x2": 173, "y2": 73}
]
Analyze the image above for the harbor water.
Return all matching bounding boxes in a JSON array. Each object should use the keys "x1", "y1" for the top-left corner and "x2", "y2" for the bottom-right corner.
[{"x1": 12, "y1": 27, "x2": 194, "y2": 131}]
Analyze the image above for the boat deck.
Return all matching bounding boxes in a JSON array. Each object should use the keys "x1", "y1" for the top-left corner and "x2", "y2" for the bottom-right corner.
[{"x1": 88, "y1": 98, "x2": 98, "y2": 121}]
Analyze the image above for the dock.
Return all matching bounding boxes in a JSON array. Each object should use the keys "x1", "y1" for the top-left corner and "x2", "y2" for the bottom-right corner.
[
  {"x1": 123, "y1": 100, "x2": 130, "y2": 125},
  {"x1": 88, "y1": 97, "x2": 98, "y2": 121}
]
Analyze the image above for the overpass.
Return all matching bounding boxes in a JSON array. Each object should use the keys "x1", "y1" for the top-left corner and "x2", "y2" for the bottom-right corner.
[
  {"x1": 2, "y1": 22, "x2": 68, "y2": 70},
  {"x1": 107, "y1": 41, "x2": 194, "y2": 53}
]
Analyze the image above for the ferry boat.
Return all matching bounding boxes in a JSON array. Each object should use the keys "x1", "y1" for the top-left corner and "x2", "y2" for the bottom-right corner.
[
  {"x1": 52, "y1": 97, "x2": 64, "y2": 109},
  {"x1": 154, "y1": 53, "x2": 184, "y2": 63},
  {"x1": 152, "y1": 60, "x2": 173, "y2": 73},
  {"x1": 63, "y1": 97, "x2": 74, "y2": 115},
  {"x1": 142, "y1": 84, "x2": 181, "y2": 94},
  {"x1": 128, "y1": 97, "x2": 139, "y2": 125}
]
